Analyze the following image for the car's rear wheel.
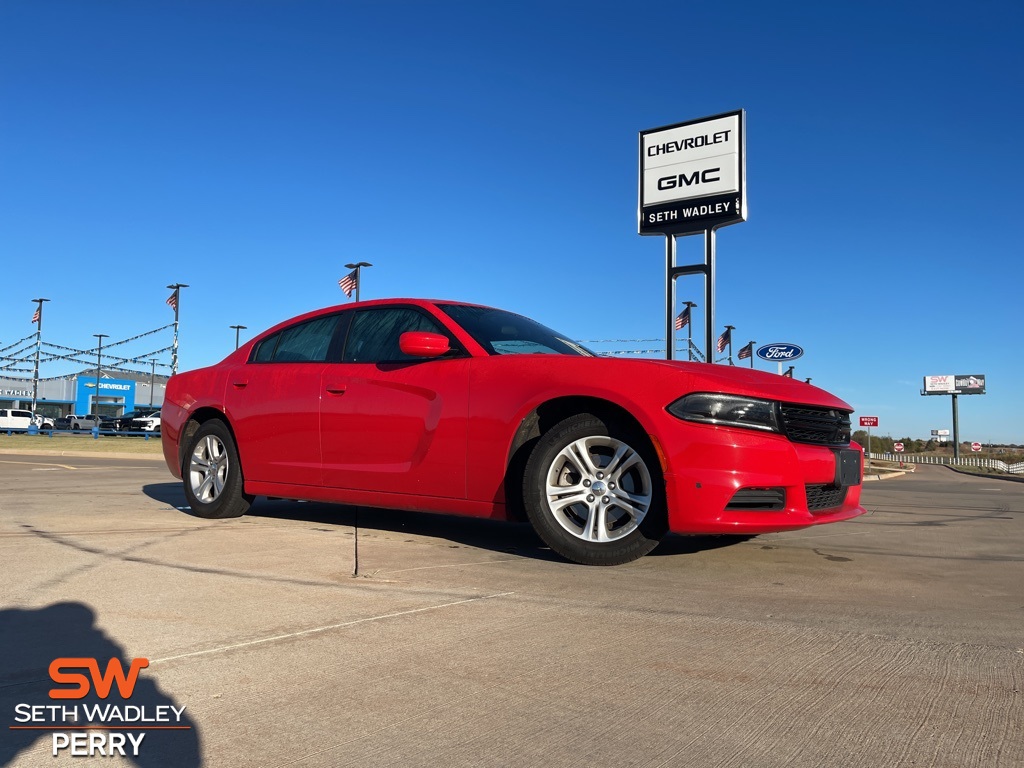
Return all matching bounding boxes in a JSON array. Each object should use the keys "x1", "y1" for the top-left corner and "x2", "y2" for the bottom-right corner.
[
  {"x1": 523, "y1": 413, "x2": 666, "y2": 565},
  {"x1": 181, "y1": 420, "x2": 252, "y2": 519}
]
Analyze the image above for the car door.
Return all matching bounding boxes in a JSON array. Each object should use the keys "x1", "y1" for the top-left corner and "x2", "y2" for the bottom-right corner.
[
  {"x1": 226, "y1": 313, "x2": 343, "y2": 487},
  {"x1": 320, "y1": 306, "x2": 470, "y2": 499}
]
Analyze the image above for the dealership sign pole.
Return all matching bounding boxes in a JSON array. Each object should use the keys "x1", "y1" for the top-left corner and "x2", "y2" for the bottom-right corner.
[{"x1": 639, "y1": 110, "x2": 746, "y2": 362}]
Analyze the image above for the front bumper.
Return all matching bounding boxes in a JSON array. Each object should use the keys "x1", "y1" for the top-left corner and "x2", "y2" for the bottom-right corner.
[{"x1": 658, "y1": 420, "x2": 865, "y2": 535}]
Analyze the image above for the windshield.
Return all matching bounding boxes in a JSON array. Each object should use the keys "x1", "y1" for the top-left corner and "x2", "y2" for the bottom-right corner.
[{"x1": 439, "y1": 304, "x2": 594, "y2": 357}]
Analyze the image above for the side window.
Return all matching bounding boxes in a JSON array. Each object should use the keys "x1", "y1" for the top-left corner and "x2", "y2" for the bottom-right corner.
[
  {"x1": 250, "y1": 315, "x2": 341, "y2": 364},
  {"x1": 252, "y1": 333, "x2": 279, "y2": 363},
  {"x1": 343, "y1": 308, "x2": 449, "y2": 363}
]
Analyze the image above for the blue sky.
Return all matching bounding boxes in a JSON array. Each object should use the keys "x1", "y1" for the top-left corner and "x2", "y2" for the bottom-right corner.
[{"x1": 2, "y1": 0, "x2": 1021, "y2": 443}]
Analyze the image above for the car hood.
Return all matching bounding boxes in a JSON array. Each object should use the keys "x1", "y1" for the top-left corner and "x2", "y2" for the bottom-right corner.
[{"x1": 610, "y1": 358, "x2": 853, "y2": 410}]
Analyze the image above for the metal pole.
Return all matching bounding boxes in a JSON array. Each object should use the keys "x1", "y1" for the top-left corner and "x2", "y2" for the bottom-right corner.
[
  {"x1": 344, "y1": 262, "x2": 373, "y2": 303},
  {"x1": 952, "y1": 394, "x2": 960, "y2": 460},
  {"x1": 683, "y1": 301, "x2": 697, "y2": 361},
  {"x1": 724, "y1": 325, "x2": 735, "y2": 365},
  {"x1": 93, "y1": 334, "x2": 108, "y2": 414},
  {"x1": 230, "y1": 325, "x2": 247, "y2": 350},
  {"x1": 747, "y1": 341, "x2": 755, "y2": 368},
  {"x1": 167, "y1": 284, "x2": 188, "y2": 376},
  {"x1": 149, "y1": 360, "x2": 156, "y2": 407},
  {"x1": 31, "y1": 298, "x2": 49, "y2": 413},
  {"x1": 665, "y1": 236, "x2": 675, "y2": 361},
  {"x1": 704, "y1": 228, "x2": 716, "y2": 364}
]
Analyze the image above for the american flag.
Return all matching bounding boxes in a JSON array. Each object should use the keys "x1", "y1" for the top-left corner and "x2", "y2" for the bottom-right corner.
[
  {"x1": 166, "y1": 292, "x2": 178, "y2": 311},
  {"x1": 32, "y1": 308, "x2": 40, "y2": 324},
  {"x1": 737, "y1": 341, "x2": 753, "y2": 360},
  {"x1": 716, "y1": 327, "x2": 731, "y2": 353},
  {"x1": 338, "y1": 270, "x2": 358, "y2": 297},
  {"x1": 674, "y1": 306, "x2": 690, "y2": 330}
]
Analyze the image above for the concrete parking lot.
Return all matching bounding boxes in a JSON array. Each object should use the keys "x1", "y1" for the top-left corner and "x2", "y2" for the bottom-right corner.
[{"x1": 1, "y1": 449, "x2": 1021, "y2": 767}]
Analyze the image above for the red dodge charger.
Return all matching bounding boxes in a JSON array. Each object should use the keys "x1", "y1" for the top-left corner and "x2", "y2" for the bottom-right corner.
[{"x1": 162, "y1": 299, "x2": 865, "y2": 565}]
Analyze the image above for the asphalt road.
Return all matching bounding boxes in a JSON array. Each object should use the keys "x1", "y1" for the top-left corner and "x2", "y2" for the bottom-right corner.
[{"x1": 1, "y1": 456, "x2": 1021, "y2": 767}]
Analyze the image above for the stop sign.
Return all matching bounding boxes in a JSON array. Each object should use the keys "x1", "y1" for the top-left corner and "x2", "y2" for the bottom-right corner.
[
  {"x1": 893, "y1": 442, "x2": 905, "y2": 453},
  {"x1": 971, "y1": 442, "x2": 982, "y2": 452}
]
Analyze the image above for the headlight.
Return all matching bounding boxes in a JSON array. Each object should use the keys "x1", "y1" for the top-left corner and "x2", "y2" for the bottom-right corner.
[{"x1": 668, "y1": 393, "x2": 780, "y2": 433}]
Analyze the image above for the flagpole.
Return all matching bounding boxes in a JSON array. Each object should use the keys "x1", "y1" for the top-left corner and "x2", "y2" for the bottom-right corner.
[
  {"x1": 344, "y1": 262, "x2": 373, "y2": 302},
  {"x1": 683, "y1": 301, "x2": 696, "y2": 361},
  {"x1": 167, "y1": 283, "x2": 188, "y2": 376},
  {"x1": 725, "y1": 325, "x2": 735, "y2": 365},
  {"x1": 31, "y1": 298, "x2": 50, "y2": 414},
  {"x1": 746, "y1": 340, "x2": 755, "y2": 368}
]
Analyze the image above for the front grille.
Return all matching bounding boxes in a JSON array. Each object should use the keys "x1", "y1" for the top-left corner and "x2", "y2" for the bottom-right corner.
[
  {"x1": 725, "y1": 487, "x2": 786, "y2": 512},
  {"x1": 780, "y1": 405, "x2": 852, "y2": 446},
  {"x1": 805, "y1": 484, "x2": 847, "y2": 511}
]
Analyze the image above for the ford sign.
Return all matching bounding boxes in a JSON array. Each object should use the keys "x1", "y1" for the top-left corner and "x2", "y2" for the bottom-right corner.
[{"x1": 756, "y1": 343, "x2": 804, "y2": 362}]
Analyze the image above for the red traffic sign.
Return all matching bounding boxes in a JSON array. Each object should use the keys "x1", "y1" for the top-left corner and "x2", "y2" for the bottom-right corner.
[
  {"x1": 859, "y1": 416, "x2": 879, "y2": 427},
  {"x1": 971, "y1": 442, "x2": 982, "y2": 452},
  {"x1": 893, "y1": 442, "x2": 905, "y2": 453}
]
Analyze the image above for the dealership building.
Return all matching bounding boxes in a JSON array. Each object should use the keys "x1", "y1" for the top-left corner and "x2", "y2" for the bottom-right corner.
[{"x1": 0, "y1": 369, "x2": 167, "y2": 419}]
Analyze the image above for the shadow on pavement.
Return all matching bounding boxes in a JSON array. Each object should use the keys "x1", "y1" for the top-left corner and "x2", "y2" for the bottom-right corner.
[{"x1": 143, "y1": 482, "x2": 751, "y2": 564}]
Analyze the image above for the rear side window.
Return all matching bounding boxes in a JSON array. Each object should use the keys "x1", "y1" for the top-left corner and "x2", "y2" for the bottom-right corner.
[{"x1": 251, "y1": 315, "x2": 341, "y2": 363}]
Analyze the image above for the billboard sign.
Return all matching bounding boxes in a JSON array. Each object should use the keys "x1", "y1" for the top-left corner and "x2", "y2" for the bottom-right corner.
[
  {"x1": 923, "y1": 375, "x2": 955, "y2": 394},
  {"x1": 639, "y1": 110, "x2": 746, "y2": 235},
  {"x1": 930, "y1": 429, "x2": 950, "y2": 436},
  {"x1": 859, "y1": 416, "x2": 879, "y2": 427},
  {"x1": 922, "y1": 374, "x2": 986, "y2": 395},
  {"x1": 954, "y1": 374, "x2": 986, "y2": 394}
]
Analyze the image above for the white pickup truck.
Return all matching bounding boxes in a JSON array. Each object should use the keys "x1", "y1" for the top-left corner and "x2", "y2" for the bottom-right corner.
[
  {"x1": 0, "y1": 409, "x2": 34, "y2": 429},
  {"x1": 0, "y1": 410, "x2": 54, "y2": 430}
]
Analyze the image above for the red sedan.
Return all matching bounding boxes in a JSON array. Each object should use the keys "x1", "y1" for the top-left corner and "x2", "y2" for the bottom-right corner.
[{"x1": 161, "y1": 299, "x2": 865, "y2": 565}]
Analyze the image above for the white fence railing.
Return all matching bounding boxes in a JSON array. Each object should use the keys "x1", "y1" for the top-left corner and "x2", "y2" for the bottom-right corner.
[{"x1": 868, "y1": 453, "x2": 1024, "y2": 475}]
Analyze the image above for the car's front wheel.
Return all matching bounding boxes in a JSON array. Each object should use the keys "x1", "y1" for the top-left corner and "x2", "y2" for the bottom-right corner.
[
  {"x1": 523, "y1": 413, "x2": 666, "y2": 565},
  {"x1": 181, "y1": 419, "x2": 252, "y2": 519}
]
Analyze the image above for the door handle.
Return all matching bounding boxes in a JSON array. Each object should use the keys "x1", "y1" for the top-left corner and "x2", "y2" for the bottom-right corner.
[
  {"x1": 325, "y1": 384, "x2": 347, "y2": 395},
  {"x1": 231, "y1": 381, "x2": 248, "y2": 389}
]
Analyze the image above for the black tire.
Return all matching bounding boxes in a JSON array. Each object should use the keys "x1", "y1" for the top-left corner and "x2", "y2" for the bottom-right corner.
[
  {"x1": 181, "y1": 419, "x2": 252, "y2": 519},
  {"x1": 523, "y1": 413, "x2": 666, "y2": 565}
]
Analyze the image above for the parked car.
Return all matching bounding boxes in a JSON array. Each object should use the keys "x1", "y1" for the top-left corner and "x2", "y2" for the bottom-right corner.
[
  {"x1": 100, "y1": 409, "x2": 160, "y2": 432},
  {"x1": 54, "y1": 416, "x2": 73, "y2": 430},
  {"x1": 69, "y1": 414, "x2": 102, "y2": 430},
  {"x1": 161, "y1": 298, "x2": 865, "y2": 566},
  {"x1": 0, "y1": 409, "x2": 35, "y2": 430}
]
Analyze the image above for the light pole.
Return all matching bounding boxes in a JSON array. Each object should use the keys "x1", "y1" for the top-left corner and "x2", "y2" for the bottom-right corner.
[
  {"x1": 166, "y1": 283, "x2": 189, "y2": 375},
  {"x1": 93, "y1": 334, "x2": 108, "y2": 415},
  {"x1": 31, "y1": 298, "x2": 50, "y2": 413},
  {"x1": 230, "y1": 325, "x2": 247, "y2": 350},
  {"x1": 344, "y1": 262, "x2": 373, "y2": 302},
  {"x1": 149, "y1": 359, "x2": 157, "y2": 408}
]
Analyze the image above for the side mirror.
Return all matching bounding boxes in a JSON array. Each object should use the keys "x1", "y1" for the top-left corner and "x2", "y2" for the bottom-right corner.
[{"x1": 399, "y1": 331, "x2": 451, "y2": 358}]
